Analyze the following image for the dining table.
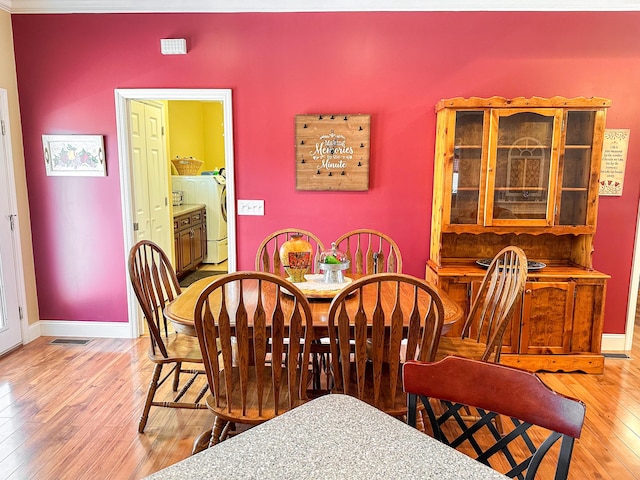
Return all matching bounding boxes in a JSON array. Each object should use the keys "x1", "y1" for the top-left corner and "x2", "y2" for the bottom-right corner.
[
  {"x1": 164, "y1": 273, "x2": 463, "y2": 339},
  {"x1": 144, "y1": 393, "x2": 507, "y2": 479}
]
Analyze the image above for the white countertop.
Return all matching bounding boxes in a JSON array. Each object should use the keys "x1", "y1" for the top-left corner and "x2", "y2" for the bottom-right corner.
[
  {"x1": 145, "y1": 394, "x2": 507, "y2": 480},
  {"x1": 173, "y1": 203, "x2": 206, "y2": 217}
]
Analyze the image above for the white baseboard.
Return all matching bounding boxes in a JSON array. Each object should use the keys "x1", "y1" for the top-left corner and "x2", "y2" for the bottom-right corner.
[
  {"x1": 601, "y1": 333, "x2": 627, "y2": 352},
  {"x1": 25, "y1": 322, "x2": 42, "y2": 343},
  {"x1": 35, "y1": 320, "x2": 135, "y2": 339}
]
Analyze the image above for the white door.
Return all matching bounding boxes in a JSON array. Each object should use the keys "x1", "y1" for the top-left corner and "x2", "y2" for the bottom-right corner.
[
  {"x1": 130, "y1": 100, "x2": 171, "y2": 254},
  {"x1": 0, "y1": 91, "x2": 23, "y2": 354}
]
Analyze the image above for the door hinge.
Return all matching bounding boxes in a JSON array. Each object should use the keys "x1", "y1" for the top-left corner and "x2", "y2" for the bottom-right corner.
[
  {"x1": 18, "y1": 307, "x2": 23, "y2": 320},
  {"x1": 165, "y1": 197, "x2": 168, "y2": 206},
  {"x1": 161, "y1": 126, "x2": 165, "y2": 136},
  {"x1": 9, "y1": 214, "x2": 15, "y2": 231},
  {"x1": 133, "y1": 222, "x2": 139, "y2": 231},
  {"x1": 1, "y1": 120, "x2": 5, "y2": 136}
]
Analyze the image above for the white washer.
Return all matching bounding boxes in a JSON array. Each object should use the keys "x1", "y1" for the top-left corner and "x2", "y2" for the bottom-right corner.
[{"x1": 171, "y1": 175, "x2": 228, "y2": 263}]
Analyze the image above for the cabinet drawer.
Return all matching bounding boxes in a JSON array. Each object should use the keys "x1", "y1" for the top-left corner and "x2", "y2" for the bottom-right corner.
[{"x1": 174, "y1": 207, "x2": 205, "y2": 234}]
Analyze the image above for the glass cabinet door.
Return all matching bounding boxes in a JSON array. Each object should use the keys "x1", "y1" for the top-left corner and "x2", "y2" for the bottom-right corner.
[
  {"x1": 558, "y1": 110, "x2": 597, "y2": 226},
  {"x1": 448, "y1": 111, "x2": 485, "y2": 225},
  {"x1": 486, "y1": 109, "x2": 562, "y2": 226}
]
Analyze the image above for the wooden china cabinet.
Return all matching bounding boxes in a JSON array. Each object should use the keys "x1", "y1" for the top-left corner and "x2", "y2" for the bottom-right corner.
[{"x1": 426, "y1": 96, "x2": 611, "y2": 373}]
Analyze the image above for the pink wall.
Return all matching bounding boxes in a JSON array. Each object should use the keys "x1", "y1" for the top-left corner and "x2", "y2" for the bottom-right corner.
[{"x1": 11, "y1": 12, "x2": 640, "y2": 333}]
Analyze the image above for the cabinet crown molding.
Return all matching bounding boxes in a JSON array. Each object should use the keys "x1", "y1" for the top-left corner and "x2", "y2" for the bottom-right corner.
[{"x1": 436, "y1": 96, "x2": 612, "y2": 111}]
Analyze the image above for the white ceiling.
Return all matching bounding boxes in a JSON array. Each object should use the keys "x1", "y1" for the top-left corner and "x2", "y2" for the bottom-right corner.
[{"x1": 3, "y1": 0, "x2": 640, "y2": 13}]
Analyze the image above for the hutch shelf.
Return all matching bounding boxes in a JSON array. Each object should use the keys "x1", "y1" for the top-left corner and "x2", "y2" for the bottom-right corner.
[{"x1": 426, "y1": 96, "x2": 611, "y2": 374}]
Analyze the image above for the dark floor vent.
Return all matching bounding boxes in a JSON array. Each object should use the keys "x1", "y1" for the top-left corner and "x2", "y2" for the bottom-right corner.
[
  {"x1": 50, "y1": 338, "x2": 91, "y2": 346},
  {"x1": 603, "y1": 353, "x2": 631, "y2": 359}
]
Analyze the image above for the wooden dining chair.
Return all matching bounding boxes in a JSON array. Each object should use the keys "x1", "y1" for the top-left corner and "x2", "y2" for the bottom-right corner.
[
  {"x1": 334, "y1": 228, "x2": 403, "y2": 275},
  {"x1": 194, "y1": 271, "x2": 313, "y2": 448},
  {"x1": 327, "y1": 273, "x2": 445, "y2": 416},
  {"x1": 255, "y1": 228, "x2": 325, "y2": 276},
  {"x1": 128, "y1": 240, "x2": 207, "y2": 433},
  {"x1": 255, "y1": 228, "x2": 328, "y2": 391},
  {"x1": 404, "y1": 356, "x2": 586, "y2": 480},
  {"x1": 436, "y1": 246, "x2": 528, "y2": 363}
]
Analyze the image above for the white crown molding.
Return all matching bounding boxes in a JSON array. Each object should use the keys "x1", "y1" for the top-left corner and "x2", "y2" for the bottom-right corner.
[{"x1": 8, "y1": 0, "x2": 640, "y2": 13}]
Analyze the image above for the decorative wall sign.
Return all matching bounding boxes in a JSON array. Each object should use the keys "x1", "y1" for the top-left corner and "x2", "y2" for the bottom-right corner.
[
  {"x1": 599, "y1": 129, "x2": 630, "y2": 196},
  {"x1": 295, "y1": 114, "x2": 370, "y2": 191},
  {"x1": 42, "y1": 134, "x2": 106, "y2": 177}
]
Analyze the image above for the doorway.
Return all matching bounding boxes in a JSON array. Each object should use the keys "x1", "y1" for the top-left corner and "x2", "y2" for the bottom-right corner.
[
  {"x1": 115, "y1": 89, "x2": 236, "y2": 338},
  {"x1": 0, "y1": 89, "x2": 28, "y2": 354},
  {"x1": 625, "y1": 199, "x2": 640, "y2": 352}
]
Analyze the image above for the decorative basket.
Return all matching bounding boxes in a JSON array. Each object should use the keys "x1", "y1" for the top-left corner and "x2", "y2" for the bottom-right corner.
[{"x1": 172, "y1": 157, "x2": 203, "y2": 175}]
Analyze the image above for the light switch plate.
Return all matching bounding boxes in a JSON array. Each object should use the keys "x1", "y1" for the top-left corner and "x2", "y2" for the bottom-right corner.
[{"x1": 238, "y1": 199, "x2": 264, "y2": 216}]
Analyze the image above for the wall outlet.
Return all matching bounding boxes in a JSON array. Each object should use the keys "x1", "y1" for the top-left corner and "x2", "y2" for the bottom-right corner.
[{"x1": 238, "y1": 199, "x2": 265, "y2": 216}]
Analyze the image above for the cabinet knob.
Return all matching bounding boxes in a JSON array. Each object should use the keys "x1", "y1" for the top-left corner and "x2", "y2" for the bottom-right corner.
[{"x1": 525, "y1": 289, "x2": 532, "y2": 294}]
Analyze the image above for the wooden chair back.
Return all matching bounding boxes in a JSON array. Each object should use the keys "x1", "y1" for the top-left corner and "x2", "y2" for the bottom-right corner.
[
  {"x1": 327, "y1": 273, "x2": 445, "y2": 415},
  {"x1": 255, "y1": 228, "x2": 325, "y2": 275},
  {"x1": 404, "y1": 356, "x2": 585, "y2": 480},
  {"x1": 462, "y1": 245, "x2": 528, "y2": 362},
  {"x1": 194, "y1": 271, "x2": 313, "y2": 424},
  {"x1": 128, "y1": 239, "x2": 181, "y2": 358},
  {"x1": 334, "y1": 229, "x2": 402, "y2": 274}
]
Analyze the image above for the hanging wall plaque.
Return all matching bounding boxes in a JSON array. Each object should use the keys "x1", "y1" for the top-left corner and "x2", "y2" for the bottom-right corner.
[
  {"x1": 599, "y1": 129, "x2": 630, "y2": 196},
  {"x1": 42, "y1": 134, "x2": 106, "y2": 177},
  {"x1": 295, "y1": 114, "x2": 370, "y2": 191}
]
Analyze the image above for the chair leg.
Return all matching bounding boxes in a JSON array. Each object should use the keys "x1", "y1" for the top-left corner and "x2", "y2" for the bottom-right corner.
[
  {"x1": 209, "y1": 416, "x2": 228, "y2": 447},
  {"x1": 311, "y1": 353, "x2": 321, "y2": 390},
  {"x1": 220, "y1": 421, "x2": 233, "y2": 441},
  {"x1": 172, "y1": 361, "x2": 182, "y2": 391},
  {"x1": 192, "y1": 426, "x2": 213, "y2": 455},
  {"x1": 139, "y1": 363, "x2": 162, "y2": 433},
  {"x1": 322, "y1": 353, "x2": 333, "y2": 391}
]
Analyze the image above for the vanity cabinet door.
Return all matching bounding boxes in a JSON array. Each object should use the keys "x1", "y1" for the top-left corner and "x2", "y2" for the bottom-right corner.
[
  {"x1": 179, "y1": 228, "x2": 194, "y2": 273},
  {"x1": 192, "y1": 222, "x2": 205, "y2": 265},
  {"x1": 174, "y1": 231, "x2": 182, "y2": 277}
]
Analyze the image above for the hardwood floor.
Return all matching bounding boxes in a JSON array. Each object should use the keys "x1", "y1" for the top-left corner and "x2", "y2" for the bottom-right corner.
[{"x1": 1, "y1": 331, "x2": 639, "y2": 479}]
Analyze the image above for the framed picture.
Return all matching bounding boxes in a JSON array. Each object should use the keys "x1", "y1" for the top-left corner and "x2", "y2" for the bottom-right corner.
[
  {"x1": 295, "y1": 114, "x2": 370, "y2": 191},
  {"x1": 42, "y1": 134, "x2": 106, "y2": 177}
]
